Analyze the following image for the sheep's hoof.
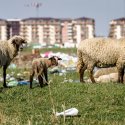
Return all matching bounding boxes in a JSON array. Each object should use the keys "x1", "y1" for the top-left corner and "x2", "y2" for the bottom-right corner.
[
  {"x1": 117, "y1": 80, "x2": 124, "y2": 84},
  {"x1": 40, "y1": 85, "x2": 44, "y2": 88},
  {"x1": 119, "y1": 82, "x2": 124, "y2": 84},
  {"x1": 3, "y1": 85, "x2": 11, "y2": 88},
  {"x1": 80, "y1": 80, "x2": 85, "y2": 83},
  {"x1": 91, "y1": 80, "x2": 96, "y2": 83}
]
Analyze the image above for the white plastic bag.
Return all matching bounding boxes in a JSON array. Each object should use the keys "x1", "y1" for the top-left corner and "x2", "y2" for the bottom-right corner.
[{"x1": 56, "y1": 108, "x2": 78, "y2": 116}]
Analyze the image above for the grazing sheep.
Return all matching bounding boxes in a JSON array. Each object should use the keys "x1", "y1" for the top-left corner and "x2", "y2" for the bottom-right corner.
[
  {"x1": 29, "y1": 56, "x2": 62, "y2": 88},
  {"x1": 0, "y1": 35, "x2": 27, "y2": 88},
  {"x1": 77, "y1": 37, "x2": 125, "y2": 83}
]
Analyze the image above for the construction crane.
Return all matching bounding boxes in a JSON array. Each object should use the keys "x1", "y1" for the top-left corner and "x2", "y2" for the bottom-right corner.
[{"x1": 25, "y1": 2, "x2": 42, "y2": 17}]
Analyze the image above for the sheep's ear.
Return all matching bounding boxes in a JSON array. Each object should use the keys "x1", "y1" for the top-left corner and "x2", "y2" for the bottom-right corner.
[
  {"x1": 11, "y1": 39, "x2": 16, "y2": 44},
  {"x1": 48, "y1": 57, "x2": 53, "y2": 60},
  {"x1": 11, "y1": 36, "x2": 18, "y2": 44},
  {"x1": 58, "y1": 57, "x2": 62, "y2": 60},
  {"x1": 22, "y1": 39, "x2": 27, "y2": 44}
]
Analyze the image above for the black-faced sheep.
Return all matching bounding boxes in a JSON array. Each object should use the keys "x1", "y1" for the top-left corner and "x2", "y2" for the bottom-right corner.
[
  {"x1": 0, "y1": 35, "x2": 27, "y2": 88},
  {"x1": 29, "y1": 56, "x2": 62, "y2": 88},
  {"x1": 77, "y1": 37, "x2": 125, "y2": 83}
]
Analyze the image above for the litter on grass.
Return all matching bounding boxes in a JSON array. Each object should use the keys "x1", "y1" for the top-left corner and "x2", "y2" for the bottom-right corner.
[{"x1": 56, "y1": 108, "x2": 79, "y2": 117}]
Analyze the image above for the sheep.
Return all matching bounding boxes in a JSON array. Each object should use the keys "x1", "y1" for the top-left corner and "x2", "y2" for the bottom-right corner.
[
  {"x1": 94, "y1": 67, "x2": 117, "y2": 78},
  {"x1": 77, "y1": 37, "x2": 125, "y2": 83},
  {"x1": 29, "y1": 56, "x2": 62, "y2": 88},
  {"x1": 87, "y1": 73, "x2": 123, "y2": 83},
  {"x1": 0, "y1": 35, "x2": 27, "y2": 88}
]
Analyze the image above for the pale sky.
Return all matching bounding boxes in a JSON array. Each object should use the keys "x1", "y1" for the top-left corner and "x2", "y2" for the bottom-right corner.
[{"x1": 0, "y1": 0, "x2": 124, "y2": 36}]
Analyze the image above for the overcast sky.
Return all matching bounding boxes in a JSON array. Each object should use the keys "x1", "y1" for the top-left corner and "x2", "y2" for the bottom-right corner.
[{"x1": 0, "y1": 0, "x2": 124, "y2": 36}]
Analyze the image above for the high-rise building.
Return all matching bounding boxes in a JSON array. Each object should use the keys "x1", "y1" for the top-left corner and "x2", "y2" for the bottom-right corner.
[
  {"x1": 0, "y1": 19, "x2": 8, "y2": 41},
  {"x1": 20, "y1": 18, "x2": 62, "y2": 44},
  {"x1": 7, "y1": 19, "x2": 21, "y2": 38},
  {"x1": 61, "y1": 17, "x2": 95, "y2": 45},
  {"x1": 109, "y1": 17, "x2": 125, "y2": 39},
  {"x1": 61, "y1": 19, "x2": 74, "y2": 43},
  {"x1": 74, "y1": 17, "x2": 95, "y2": 45},
  {"x1": 0, "y1": 17, "x2": 95, "y2": 45}
]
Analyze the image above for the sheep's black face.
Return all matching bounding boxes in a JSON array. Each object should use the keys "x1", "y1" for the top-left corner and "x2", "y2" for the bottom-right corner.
[
  {"x1": 50, "y1": 57, "x2": 58, "y2": 66},
  {"x1": 19, "y1": 39, "x2": 27, "y2": 51},
  {"x1": 49, "y1": 56, "x2": 62, "y2": 66},
  {"x1": 11, "y1": 36, "x2": 27, "y2": 51}
]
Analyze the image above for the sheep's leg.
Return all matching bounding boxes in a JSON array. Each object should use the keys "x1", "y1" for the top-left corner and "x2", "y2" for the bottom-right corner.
[
  {"x1": 117, "y1": 68, "x2": 124, "y2": 83},
  {"x1": 121, "y1": 69, "x2": 124, "y2": 83},
  {"x1": 87, "y1": 65, "x2": 96, "y2": 83},
  {"x1": 3, "y1": 65, "x2": 8, "y2": 88},
  {"x1": 79, "y1": 65, "x2": 87, "y2": 83},
  {"x1": 29, "y1": 71, "x2": 35, "y2": 89},
  {"x1": 77, "y1": 51, "x2": 86, "y2": 83},
  {"x1": 89, "y1": 70, "x2": 96, "y2": 83},
  {"x1": 117, "y1": 70, "x2": 121, "y2": 83},
  {"x1": 44, "y1": 69, "x2": 48, "y2": 85},
  {"x1": 38, "y1": 75, "x2": 44, "y2": 88}
]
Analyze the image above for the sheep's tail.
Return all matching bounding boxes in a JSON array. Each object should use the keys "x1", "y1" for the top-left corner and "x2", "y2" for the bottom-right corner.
[{"x1": 77, "y1": 50, "x2": 84, "y2": 72}]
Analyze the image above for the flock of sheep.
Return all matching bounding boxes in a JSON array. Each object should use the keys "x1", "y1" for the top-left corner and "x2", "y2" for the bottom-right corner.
[{"x1": 0, "y1": 36, "x2": 125, "y2": 89}]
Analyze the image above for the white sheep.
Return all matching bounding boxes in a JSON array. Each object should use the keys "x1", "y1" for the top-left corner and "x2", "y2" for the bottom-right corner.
[
  {"x1": 77, "y1": 37, "x2": 125, "y2": 83},
  {"x1": 94, "y1": 67, "x2": 117, "y2": 78},
  {"x1": 0, "y1": 36, "x2": 27, "y2": 88}
]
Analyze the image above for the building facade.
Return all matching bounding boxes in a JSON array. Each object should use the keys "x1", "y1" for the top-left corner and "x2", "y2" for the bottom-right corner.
[
  {"x1": 0, "y1": 17, "x2": 95, "y2": 45},
  {"x1": 74, "y1": 17, "x2": 95, "y2": 45},
  {"x1": 61, "y1": 19, "x2": 74, "y2": 43},
  {"x1": 20, "y1": 18, "x2": 62, "y2": 44},
  {"x1": 0, "y1": 19, "x2": 8, "y2": 41},
  {"x1": 7, "y1": 19, "x2": 21, "y2": 38},
  {"x1": 109, "y1": 18, "x2": 125, "y2": 39}
]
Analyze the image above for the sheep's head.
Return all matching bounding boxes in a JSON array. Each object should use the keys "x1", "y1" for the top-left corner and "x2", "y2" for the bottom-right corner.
[
  {"x1": 10, "y1": 35, "x2": 27, "y2": 51},
  {"x1": 49, "y1": 56, "x2": 62, "y2": 66}
]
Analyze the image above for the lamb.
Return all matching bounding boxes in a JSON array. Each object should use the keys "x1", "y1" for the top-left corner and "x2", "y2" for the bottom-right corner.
[
  {"x1": 0, "y1": 35, "x2": 27, "y2": 88},
  {"x1": 77, "y1": 37, "x2": 125, "y2": 83},
  {"x1": 94, "y1": 67, "x2": 117, "y2": 78},
  {"x1": 96, "y1": 73, "x2": 118, "y2": 83},
  {"x1": 86, "y1": 73, "x2": 118, "y2": 83},
  {"x1": 29, "y1": 56, "x2": 62, "y2": 88}
]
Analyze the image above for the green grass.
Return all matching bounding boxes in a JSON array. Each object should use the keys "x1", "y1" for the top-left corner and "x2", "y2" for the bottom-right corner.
[{"x1": 0, "y1": 69, "x2": 125, "y2": 125}]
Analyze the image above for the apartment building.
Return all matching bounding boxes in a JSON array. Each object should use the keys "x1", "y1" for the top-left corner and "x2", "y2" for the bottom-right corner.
[
  {"x1": 109, "y1": 18, "x2": 125, "y2": 39},
  {"x1": 74, "y1": 17, "x2": 95, "y2": 44},
  {"x1": 61, "y1": 17, "x2": 95, "y2": 45},
  {"x1": 0, "y1": 17, "x2": 95, "y2": 45},
  {"x1": 61, "y1": 19, "x2": 74, "y2": 43},
  {"x1": 7, "y1": 19, "x2": 21, "y2": 38},
  {"x1": 0, "y1": 19, "x2": 8, "y2": 41},
  {"x1": 20, "y1": 18, "x2": 62, "y2": 44}
]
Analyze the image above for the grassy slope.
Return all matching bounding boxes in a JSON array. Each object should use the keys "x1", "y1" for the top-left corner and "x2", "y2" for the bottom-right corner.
[
  {"x1": 0, "y1": 71, "x2": 125, "y2": 125},
  {"x1": 0, "y1": 47, "x2": 125, "y2": 125}
]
